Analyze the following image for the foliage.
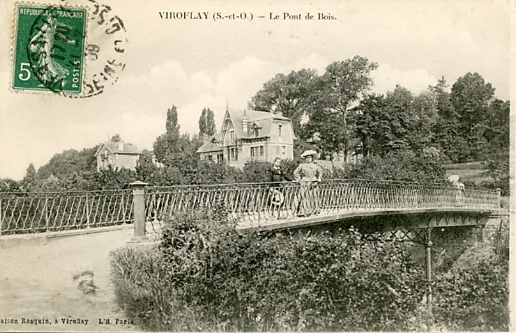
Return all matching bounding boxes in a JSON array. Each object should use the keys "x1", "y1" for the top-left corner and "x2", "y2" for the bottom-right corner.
[
  {"x1": 111, "y1": 212, "x2": 426, "y2": 332},
  {"x1": 87, "y1": 166, "x2": 137, "y2": 190},
  {"x1": 198, "y1": 107, "x2": 216, "y2": 137},
  {"x1": 433, "y1": 241, "x2": 509, "y2": 331},
  {"x1": 483, "y1": 149, "x2": 510, "y2": 195},
  {"x1": 36, "y1": 147, "x2": 98, "y2": 180},
  {"x1": 303, "y1": 56, "x2": 378, "y2": 155},
  {"x1": 352, "y1": 87, "x2": 438, "y2": 157},
  {"x1": 20, "y1": 163, "x2": 37, "y2": 192},
  {"x1": 0, "y1": 178, "x2": 21, "y2": 192},
  {"x1": 251, "y1": 69, "x2": 318, "y2": 134},
  {"x1": 346, "y1": 149, "x2": 447, "y2": 184}
]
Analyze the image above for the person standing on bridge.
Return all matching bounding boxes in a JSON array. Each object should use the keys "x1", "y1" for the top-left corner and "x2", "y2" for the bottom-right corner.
[
  {"x1": 294, "y1": 150, "x2": 323, "y2": 217},
  {"x1": 268, "y1": 157, "x2": 291, "y2": 218}
]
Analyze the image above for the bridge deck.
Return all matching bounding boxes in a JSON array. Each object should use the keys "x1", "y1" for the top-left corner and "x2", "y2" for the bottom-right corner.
[{"x1": 236, "y1": 207, "x2": 505, "y2": 232}]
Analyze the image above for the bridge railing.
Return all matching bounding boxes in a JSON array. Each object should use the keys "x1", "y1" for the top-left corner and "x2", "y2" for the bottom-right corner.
[
  {"x1": 0, "y1": 180, "x2": 500, "y2": 236},
  {"x1": 0, "y1": 190, "x2": 133, "y2": 235},
  {"x1": 144, "y1": 180, "x2": 500, "y2": 228}
]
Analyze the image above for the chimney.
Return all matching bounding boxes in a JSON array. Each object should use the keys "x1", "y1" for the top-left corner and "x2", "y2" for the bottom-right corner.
[
  {"x1": 118, "y1": 141, "x2": 124, "y2": 150},
  {"x1": 242, "y1": 108, "x2": 248, "y2": 134}
]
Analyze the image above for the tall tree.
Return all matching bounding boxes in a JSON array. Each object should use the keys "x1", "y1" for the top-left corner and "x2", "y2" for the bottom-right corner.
[
  {"x1": 451, "y1": 72, "x2": 495, "y2": 160},
  {"x1": 110, "y1": 134, "x2": 122, "y2": 142},
  {"x1": 305, "y1": 56, "x2": 378, "y2": 155},
  {"x1": 430, "y1": 78, "x2": 468, "y2": 162},
  {"x1": 154, "y1": 105, "x2": 181, "y2": 164},
  {"x1": 198, "y1": 107, "x2": 216, "y2": 137},
  {"x1": 352, "y1": 86, "x2": 438, "y2": 157},
  {"x1": 21, "y1": 163, "x2": 37, "y2": 192},
  {"x1": 166, "y1": 105, "x2": 180, "y2": 142},
  {"x1": 251, "y1": 68, "x2": 318, "y2": 134},
  {"x1": 451, "y1": 72, "x2": 495, "y2": 130}
]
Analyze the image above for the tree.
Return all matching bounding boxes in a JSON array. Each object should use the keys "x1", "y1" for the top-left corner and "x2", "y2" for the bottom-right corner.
[
  {"x1": 352, "y1": 86, "x2": 438, "y2": 157},
  {"x1": 198, "y1": 107, "x2": 216, "y2": 137},
  {"x1": 21, "y1": 163, "x2": 37, "y2": 192},
  {"x1": 154, "y1": 106, "x2": 181, "y2": 164},
  {"x1": 305, "y1": 56, "x2": 378, "y2": 155},
  {"x1": 451, "y1": 73, "x2": 495, "y2": 160},
  {"x1": 430, "y1": 78, "x2": 469, "y2": 163},
  {"x1": 153, "y1": 134, "x2": 169, "y2": 164},
  {"x1": 37, "y1": 147, "x2": 98, "y2": 180},
  {"x1": 251, "y1": 69, "x2": 318, "y2": 135},
  {"x1": 351, "y1": 93, "x2": 388, "y2": 156},
  {"x1": 166, "y1": 105, "x2": 180, "y2": 142},
  {"x1": 110, "y1": 134, "x2": 122, "y2": 142}
]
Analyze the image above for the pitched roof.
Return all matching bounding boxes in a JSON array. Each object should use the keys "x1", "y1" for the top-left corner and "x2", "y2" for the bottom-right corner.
[
  {"x1": 196, "y1": 133, "x2": 224, "y2": 153},
  {"x1": 95, "y1": 141, "x2": 140, "y2": 156},
  {"x1": 226, "y1": 108, "x2": 290, "y2": 140}
]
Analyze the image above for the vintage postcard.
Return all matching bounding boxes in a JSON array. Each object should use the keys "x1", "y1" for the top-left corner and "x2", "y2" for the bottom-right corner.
[{"x1": 0, "y1": 0, "x2": 511, "y2": 331}]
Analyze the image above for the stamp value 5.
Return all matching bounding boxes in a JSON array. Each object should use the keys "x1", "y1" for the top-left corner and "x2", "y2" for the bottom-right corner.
[{"x1": 12, "y1": 4, "x2": 87, "y2": 94}]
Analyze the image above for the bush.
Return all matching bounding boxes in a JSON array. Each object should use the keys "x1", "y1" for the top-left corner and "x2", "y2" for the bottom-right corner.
[
  {"x1": 433, "y1": 241, "x2": 509, "y2": 331},
  {"x1": 111, "y1": 212, "x2": 426, "y2": 331},
  {"x1": 346, "y1": 150, "x2": 447, "y2": 184}
]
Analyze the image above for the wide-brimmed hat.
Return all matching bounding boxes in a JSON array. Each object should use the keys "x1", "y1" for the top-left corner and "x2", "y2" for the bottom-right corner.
[{"x1": 301, "y1": 150, "x2": 317, "y2": 158}]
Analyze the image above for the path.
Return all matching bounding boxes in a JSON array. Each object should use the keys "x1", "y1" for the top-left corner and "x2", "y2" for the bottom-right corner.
[{"x1": 0, "y1": 228, "x2": 138, "y2": 332}]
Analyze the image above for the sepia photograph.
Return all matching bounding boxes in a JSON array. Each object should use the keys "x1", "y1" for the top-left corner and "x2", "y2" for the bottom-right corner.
[{"x1": 0, "y1": 0, "x2": 511, "y2": 331}]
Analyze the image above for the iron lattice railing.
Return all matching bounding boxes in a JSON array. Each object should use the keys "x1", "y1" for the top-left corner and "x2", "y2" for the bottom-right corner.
[
  {"x1": 0, "y1": 180, "x2": 499, "y2": 236},
  {"x1": 0, "y1": 190, "x2": 133, "y2": 235},
  {"x1": 145, "y1": 179, "x2": 500, "y2": 228}
]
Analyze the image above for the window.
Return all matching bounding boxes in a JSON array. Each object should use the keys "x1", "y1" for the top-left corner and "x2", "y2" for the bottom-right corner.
[
  {"x1": 282, "y1": 146, "x2": 286, "y2": 155},
  {"x1": 251, "y1": 146, "x2": 263, "y2": 160},
  {"x1": 276, "y1": 145, "x2": 280, "y2": 155},
  {"x1": 230, "y1": 148, "x2": 238, "y2": 161},
  {"x1": 254, "y1": 127, "x2": 259, "y2": 137},
  {"x1": 279, "y1": 124, "x2": 282, "y2": 137},
  {"x1": 230, "y1": 130, "x2": 235, "y2": 141},
  {"x1": 207, "y1": 155, "x2": 213, "y2": 161}
]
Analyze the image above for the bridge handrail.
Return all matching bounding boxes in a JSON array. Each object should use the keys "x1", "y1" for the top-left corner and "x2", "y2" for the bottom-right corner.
[
  {"x1": 144, "y1": 179, "x2": 500, "y2": 225},
  {"x1": 145, "y1": 179, "x2": 499, "y2": 195}
]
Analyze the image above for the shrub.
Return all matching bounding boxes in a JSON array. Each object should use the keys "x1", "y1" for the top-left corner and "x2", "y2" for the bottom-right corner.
[
  {"x1": 433, "y1": 241, "x2": 509, "y2": 331},
  {"x1": 347, "y1": 149, "x2": 447, "y2": 184},
  {"x1": 111, "y1": 212, "x2": 426, "y2": 331}
]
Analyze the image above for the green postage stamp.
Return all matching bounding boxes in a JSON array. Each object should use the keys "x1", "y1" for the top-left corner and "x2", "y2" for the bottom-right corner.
[{"x1": 11, "y1": 4, "x2": 87, "y2": 94}]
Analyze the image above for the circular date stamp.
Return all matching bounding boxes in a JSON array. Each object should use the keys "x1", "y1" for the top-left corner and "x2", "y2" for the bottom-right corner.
[{"x1": 81, "y1": 0, "x2": 127, "y2": 98}]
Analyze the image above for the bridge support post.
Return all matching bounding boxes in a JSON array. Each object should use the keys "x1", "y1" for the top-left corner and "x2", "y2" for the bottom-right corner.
[
  {"x1": 425, "y1": 227, "x2": 433, "y2": 314},
  {"x1": 129, "y1": 181, "x2": 149, "y2": 244}
]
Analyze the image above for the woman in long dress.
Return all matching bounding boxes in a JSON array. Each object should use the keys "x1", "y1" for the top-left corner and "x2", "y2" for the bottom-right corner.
[{"x1": 293, "y1": 150, "x2": 323, "y2": 217}]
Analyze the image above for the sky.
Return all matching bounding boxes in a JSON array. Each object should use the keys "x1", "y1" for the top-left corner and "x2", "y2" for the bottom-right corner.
[{"x1": 0, "y1": 0, "x2": 511, "y2": 180}]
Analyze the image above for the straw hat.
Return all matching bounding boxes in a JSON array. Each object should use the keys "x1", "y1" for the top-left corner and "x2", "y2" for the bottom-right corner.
[{"x1": 301, "y1": 150, "x2": 317, "y2": 158}]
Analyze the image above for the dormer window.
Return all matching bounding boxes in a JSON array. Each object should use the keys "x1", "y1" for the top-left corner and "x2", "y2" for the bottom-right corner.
[{"x1": 251, "y1": 124, "x2": 260, "y2": 137}]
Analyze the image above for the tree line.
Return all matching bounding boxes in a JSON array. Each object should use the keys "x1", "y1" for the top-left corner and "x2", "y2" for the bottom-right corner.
[{"x1": 1, "y1": 56, "x2": 509, "y2": 193}]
